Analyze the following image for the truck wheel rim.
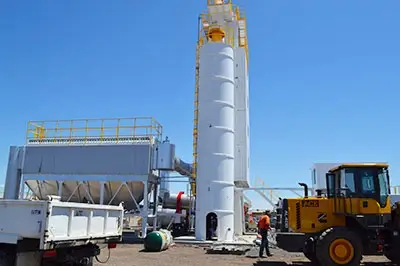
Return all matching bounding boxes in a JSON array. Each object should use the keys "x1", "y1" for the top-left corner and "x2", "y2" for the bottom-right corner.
[{"x1": 329, "y1": 238, "x2": 354, "y2": 264}]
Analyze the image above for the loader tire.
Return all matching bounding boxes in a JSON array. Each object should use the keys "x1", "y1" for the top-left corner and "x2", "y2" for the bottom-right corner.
[
  {"x1": 303, "y1": 237, "x2": 318, "y2": 264},
  {"x1": 316, "y1": 227, "x2": 362, "y2": 266}
]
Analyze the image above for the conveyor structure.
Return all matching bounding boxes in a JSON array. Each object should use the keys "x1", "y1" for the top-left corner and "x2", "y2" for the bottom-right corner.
[{"x1": 174, "y1": 158, "x2": 193, "y2": 177}]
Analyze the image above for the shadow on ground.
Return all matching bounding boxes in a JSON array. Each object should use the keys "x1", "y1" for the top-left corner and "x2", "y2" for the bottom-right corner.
[
  {"x1": 206, "y1": 249, "x2": 249, "y2": 255},
  {"x1": 253, "y1": 262, "x2": 308, "y2": 266},
  {"x1": 121, "y1": 237, "x2": 143, "y2": 244},
  {"x1": 253, "y1": 262, "x2": 395, "y2": 266},
  {"x1": 121, "y1": 231, "x2": 144, "y2": 244},
  {"x1": 138, "y1": 248, "x2": 170, "y2": 253}
]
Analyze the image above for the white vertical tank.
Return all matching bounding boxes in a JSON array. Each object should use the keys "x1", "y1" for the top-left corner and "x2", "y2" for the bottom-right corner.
[{"x1": 195, "y1": 42, "x2": 235, "y2": 242}]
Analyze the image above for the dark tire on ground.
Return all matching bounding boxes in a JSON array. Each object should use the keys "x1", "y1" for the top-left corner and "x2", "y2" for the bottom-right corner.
[
  {"x1": 303, "y1": 237, "x2": 318, "y2": 264},
  {"x1": 316, "y1": 227, "x2": 362, "y2": 266},
  {"x1": 73, "y1": 257, "x2": 93, "y2": 266}
]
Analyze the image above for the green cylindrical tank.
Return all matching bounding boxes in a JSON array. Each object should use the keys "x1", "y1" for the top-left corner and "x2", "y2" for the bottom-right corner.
[{"x1": 144, "y1": 229, "x2": 173, "y2": 252}]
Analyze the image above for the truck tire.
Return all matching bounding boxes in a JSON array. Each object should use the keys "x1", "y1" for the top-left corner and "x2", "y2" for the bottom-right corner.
[
  {"x1": 75, "y1": 257, "x2": 93, "y2": 266},
  {"x1": 316, "y1": 227, "x2": 362, "y2": 266}
]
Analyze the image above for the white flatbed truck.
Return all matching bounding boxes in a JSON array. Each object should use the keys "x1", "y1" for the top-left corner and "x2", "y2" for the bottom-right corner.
[{"x1": 0, "y1": 195, "x2": 124, "y2": 266}]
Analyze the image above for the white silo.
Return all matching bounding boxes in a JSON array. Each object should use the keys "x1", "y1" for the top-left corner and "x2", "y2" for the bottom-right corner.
[
  {"x1": 195, "y1": 25, "x2": 236, "y2": 242},
  {"x1": 193, "y1": 0, "x2": 250, "y2": 242}
]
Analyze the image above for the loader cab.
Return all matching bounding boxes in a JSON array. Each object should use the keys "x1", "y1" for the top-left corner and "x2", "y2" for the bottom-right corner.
[{"x1": 325, "y1": 163, "x2": 391, "y2": 216}]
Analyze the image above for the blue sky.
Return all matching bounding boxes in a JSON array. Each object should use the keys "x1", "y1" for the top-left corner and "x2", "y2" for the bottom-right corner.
[{"x1": 0, "y1": 0, "x2": 399, "y2": 209}]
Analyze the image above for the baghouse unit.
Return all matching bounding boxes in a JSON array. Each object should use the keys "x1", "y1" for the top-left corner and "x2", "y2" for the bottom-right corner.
[
  {"x1": 3, "y1": 117, "x2": 192, "y2": 238},
  {"x1": 193, "y1": 0, "x2": 250, "y2": 241}
]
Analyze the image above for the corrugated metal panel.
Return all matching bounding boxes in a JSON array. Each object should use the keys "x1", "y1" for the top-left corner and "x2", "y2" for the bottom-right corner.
[{"x1": 22, "y1": 144, "x2": 152, "y2": 176}]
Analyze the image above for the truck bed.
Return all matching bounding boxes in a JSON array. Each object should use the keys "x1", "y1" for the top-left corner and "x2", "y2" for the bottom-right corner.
[{"x1": 0, "y1": 196, "x2": 124, "y2": 249}]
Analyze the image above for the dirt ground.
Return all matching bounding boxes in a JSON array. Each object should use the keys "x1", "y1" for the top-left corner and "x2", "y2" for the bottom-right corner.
[{"x1": 94, "y1": 243, "x2": 393, "y2": 266}]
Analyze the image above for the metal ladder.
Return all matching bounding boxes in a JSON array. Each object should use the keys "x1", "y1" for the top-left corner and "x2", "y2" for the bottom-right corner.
[{"x1": 191, "y1": 43, "x2": 200, "y2": 197}]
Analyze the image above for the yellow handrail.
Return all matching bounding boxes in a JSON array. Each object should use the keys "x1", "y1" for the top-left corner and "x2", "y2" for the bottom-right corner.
[
  {"x1": 198, "y1": 10, "x2": 235, "y2": 50},
  {"x1": 26, "y1": 117, "x2": 163, "y2": 145}
]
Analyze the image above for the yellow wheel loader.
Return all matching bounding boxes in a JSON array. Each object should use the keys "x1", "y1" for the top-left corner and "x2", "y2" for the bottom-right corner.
[{"x1": 275, "y1": 163, "x2": 400, "y2": 266}]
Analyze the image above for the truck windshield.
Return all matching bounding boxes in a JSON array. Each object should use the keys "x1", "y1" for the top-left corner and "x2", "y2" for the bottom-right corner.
[{"x1": 378, "y1": 168, "x2": 390, "y2": 206}]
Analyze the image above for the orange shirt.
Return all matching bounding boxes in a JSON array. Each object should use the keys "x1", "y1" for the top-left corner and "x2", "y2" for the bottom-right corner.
[{"x1": 258, "y1": 215, "x2": 271, "y2": 229}]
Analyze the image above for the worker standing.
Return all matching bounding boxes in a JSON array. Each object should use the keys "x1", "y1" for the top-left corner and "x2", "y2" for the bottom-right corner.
[{"x1": 257, "y1": 210, "x2": 273, "y2": 258}]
